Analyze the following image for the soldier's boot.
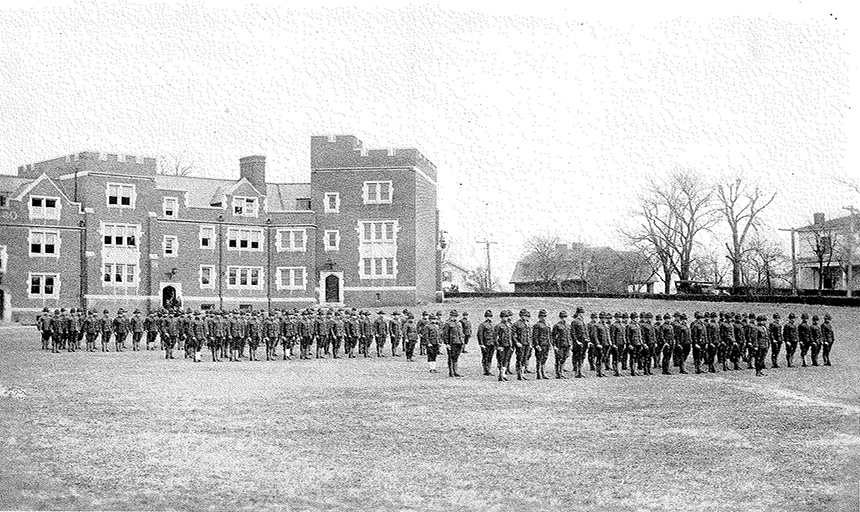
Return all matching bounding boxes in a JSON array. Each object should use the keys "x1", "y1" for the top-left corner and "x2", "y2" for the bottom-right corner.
[
  {"x1": 613, "y1": 363, "x2": 620, "y2": 377},
  {"x1": 630, "y1": 363, "x2": 638, "y2": 377},
  {"x1": 575, "y1": 362, "x2": 584, "y2": 378},
  {"x1": 536, "y1": 365, "x2": 543, "y2": 379},
  {"x1": 694, "y1": 361, "x2": 701, "y2": 374},
  {"x1": 811, "y1": 353, "x2": 819, "y2": 366},
  {"x1": 662, "y1": 359, "x2": 671, "y2": 375},
  {"x1": 708, "y1": 362, "x2": 716, "y2": 373},
  {"x1": 771, "y1": 355, "x2": 778, "y2": 368},
  {"x1": 498, "y1": 370, "x2": 505, "y2": 381},
  {"x1": 801, "y1": 354, "x2": 807, "y2": 367},
  {"x1": 516, "y1": 368, "x2": 523, "y2": 381},
  {"x1": 454, "y1": 361, "x2": 464, "y2": 378}
]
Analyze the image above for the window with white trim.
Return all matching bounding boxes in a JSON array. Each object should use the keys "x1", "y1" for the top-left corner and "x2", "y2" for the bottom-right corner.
[
  {"x1": 324, "y1": 192, "x2": 340, "y2": 213},
  {"x1": 102, "y1": 223, "x2": 137, "y2": 248},
  {"x1": 324, "y1": 230, "x2": 340, "y2": 251},
  {"x1": 277, "y1": 267, "x2": 306, "y2": 290},
  {"x1": 29, "y1": 273, "x2": 59, "y2": 298},
  {"x1": 163, "y1": 235, "x2": 178, "y2": 257},
  {"x1": 277, "y1": 228, "x2": 306, "y2": 252},
  {"x1": 363, "y1": 181, "x2": 392, "y2": 204},
  {"x1": 232, "y1": 196, "x2": 259, "y2": 217},
  {"x1": 199, "y1": 265, "x2": 215, "y2": 289},
  {"x1": 360, "y1": 221, "x2": 397, "y2": 243},
  {"x1": 163, "y1": 197, "x2": 179, "y2": 218},
  {"x1": 227, "y1": 227, "x2": 263, "y2": 251},
  {"x1": 102, "y1": 263, "x2": 137, "y2": 286},
  {"x1": 227, "y1": 266, "x2": 263, "y2": 290},
  {"x1": 29, "y1": 229, "x2": 60, "y2": 257},
  {"x1": 360, "y1": 257, "x2": 395, "y2": 278},
  {"x1": 29, "y1": 196, "x2": 61, "y2": 220},
  {"x1": 199, "y1": 225, "x2": 215, "y2": 249},
  {"x1": 107, "y1": 183, "x2": 135, "y2": 208}
]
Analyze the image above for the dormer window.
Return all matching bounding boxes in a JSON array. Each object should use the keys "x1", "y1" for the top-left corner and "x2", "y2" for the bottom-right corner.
[
  {"x1": 163, "y1": 197, "x2": 179, "y2": 218},
  {"x1": 232, "y1": 196, "x2": 258, "y2": 217},
  {"x1": 30, "y1": 196, "x2": 61, "y2": 220}
]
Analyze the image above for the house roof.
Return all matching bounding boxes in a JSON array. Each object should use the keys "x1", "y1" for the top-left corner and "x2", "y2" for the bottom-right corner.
[
  {"x1": 0, "y1": 174, "x2": 33, "y2": 194},
  {"x1": 442, "y1": 261, "x2": 470, "y2": 273},
  {"x1": 798, "y1": 214, "x2": 860, "y2": 232},
  {"x1": 154, "y1": 174, "x2": 311, "y2": 210},
  {"x1": 509, "y1": 245, "x2": 658, "y2": 284}
]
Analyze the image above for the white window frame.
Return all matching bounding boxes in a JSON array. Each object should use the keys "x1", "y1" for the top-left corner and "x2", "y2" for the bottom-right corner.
[
  {"x1": 276, "y1": 228, "x2": 307, "y2": 252},
  {"x1": 163, "y1": 235, "x2": 178, "y2": 257},
  {"x1": 226, "y1": 266, "x2": 264, "y2": 291},
  {"x1": 106, "y1": 182, "x2": 136, "y2": 209},
  {"x1": 28, "y1": 272, "x2": 60, "y2": 299},
  {"x1": 360, "y1": 220, "x2": 398, "y2": 243},
  {"x1": 162, "y1": 196, "x2": 179, "y2": 218},
  {"x1": 101, "y1": 223, "x2": 138, "y2": 248},
  {"x1": 102, "y1": 263, "x2": 138, "y2": 287},
  {"x1": 324, "y1": 229, "x2": 340, "y2": 251},
  {"x1": 360, "y1": 257, "x2": 397, "y2": 279},
  {"x1": 276, "y1": 266, "x2": 307, "y2": 291},
  {"x1": 199, "y1": 265, "x2": 215, "y2": 290},
  {"x1": 362, "y1": 181, "x2": 393, "y2": 205},
  {"x1": 324, "y1": 192, "x2": 340, "y2": 213},
  {"x1": 29, "y1": 195, "x2": 61, "y2": 220},
  {"x1": 199, "y1": 225, "x2": 215, "y2": 249},
  {"x1": 232, "y1": 196, "x2": 259, "y2": 218},
  {"x1": 226, "y1": 227, "x2": 264, "y2": 252},
  {"x1": 28, "y1": 229, "x2": 61, "y2": 257}
]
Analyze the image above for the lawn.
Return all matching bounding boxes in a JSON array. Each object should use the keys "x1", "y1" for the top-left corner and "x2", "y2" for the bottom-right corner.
[{"x1": 1, "y1": 296, "x2": 858, "y2": 511}]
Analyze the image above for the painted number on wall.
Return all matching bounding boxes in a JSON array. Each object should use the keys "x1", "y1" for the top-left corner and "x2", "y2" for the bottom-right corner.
[{"x1": 0, "y1": 211, "x2": 18, "y2": 221}]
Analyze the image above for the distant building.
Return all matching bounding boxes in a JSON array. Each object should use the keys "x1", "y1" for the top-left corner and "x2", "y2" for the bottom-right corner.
[
  {"x1": 795, "y1": 212, "x2": 860, "y2": 291},
  {"x1": 441, "y1": 261, "x2": 472, "y2": 292},
  {"x1": 509, "y1": 243, "x2": 658, "y2": 294},
  {"x1": 0, "y1": 134, "x2": 441, "y2": 322}
]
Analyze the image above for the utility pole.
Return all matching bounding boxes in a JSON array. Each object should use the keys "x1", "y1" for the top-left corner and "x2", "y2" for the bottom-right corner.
[
  {"x1": 778, "y1": 227, "x2": 798, "y2": 295},
  {"x1": 476, "y1": 240, "x2": 498, "y2": 291},
  {"x1": 843, "y1": 206, "x2": 858, "y2": 297}
]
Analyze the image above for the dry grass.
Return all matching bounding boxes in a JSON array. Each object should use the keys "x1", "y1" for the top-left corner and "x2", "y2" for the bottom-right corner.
[{"x1": 1, "y1": 296, "x2": 858, "y2": 511}]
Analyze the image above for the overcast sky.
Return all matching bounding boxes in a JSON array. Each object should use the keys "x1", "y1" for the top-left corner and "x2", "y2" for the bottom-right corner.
[{"x1": 0, "y1": 0, "x2": 855, "y2": 289}]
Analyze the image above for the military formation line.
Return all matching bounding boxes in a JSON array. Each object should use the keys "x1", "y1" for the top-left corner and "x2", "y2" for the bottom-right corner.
[{"x1": 33, "y1": 305, "x2": 836, "y2": 380}]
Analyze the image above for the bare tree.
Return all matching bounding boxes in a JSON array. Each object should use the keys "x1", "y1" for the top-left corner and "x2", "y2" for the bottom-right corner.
[
  {"x1": 835, "y1": 176, "x2": 860, "y2": 197},
  {"x1": 522, "y1": 235, "x2": 571, "y2": 291},
  {"x1": 689, "y1": 250, "x2": 730, "y2": 288},
  {"x1": 158, "y1": 151, "x2": 195, "y2": 177},
  {"x1": 742, "y1": 233, "x2": 790, "y2": 295},
  {"x1": 715, "y1": 177, "x2": 777, "y2": 291},
  {"x1": 465, "y1": 266, "x2": 499, "y2": 293},
  {"x1": 806, "y1": 220, "x2": 838, "y2": 295}
]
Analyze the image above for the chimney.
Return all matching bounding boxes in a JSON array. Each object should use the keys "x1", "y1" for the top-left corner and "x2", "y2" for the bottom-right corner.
[
  {"x1": 813, "y1": 212, "x2": 825, "y2": 226},
  {"x1": 239, "y1": 155, "x2": 266, "y2": 193}
]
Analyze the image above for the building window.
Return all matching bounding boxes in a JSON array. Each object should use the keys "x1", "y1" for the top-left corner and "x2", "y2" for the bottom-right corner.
[
  {"x1": 102, "y1": 223, "x2": 137, "y2": 248},
  {"x1": 232, "y1": 196, "x2": 258, "y2": 217},
  {"x1": 239, "y1": 304, "x2": 253, "y2": 311},
  {"x1": 295, "y1": 198, "x2": 311, "y2": 210},
  {"x1": 200, "y1": 303, "x2": 215, "y2": 311},
  {"x1": 277, "y1": 267, "x2": 306, "y2": 290},
  {"x1": 324, "y1": 192, "x2": 340, "y2": 213},
  {"x1": 0, "y1": 193, "x2": 7, "y2": 209},
  {"x1": 277, "y1": 228, "x2": 306, "y2": 252},
  {"x1": 227, "y1": 227, "x2": 263, "y2": 251},
  {"x1": 199, "y1": 225, "x2": 215, "y2": 249},
  {"x1": 163, "y1": 197, "x2": 179, "y2": 218},
  {"x1": 163, "y1": 235, "x2": 178, "y2": 257},
  {"x1": 29, "y1": 229, "x2": 60, "y2": 257},
  {"x1": 360, "y1": 221, "x2": 397, "y2": 243},
  {"x1": 227, "y1": 266, "x2": 263, "y2": 290},
  {"x1": 363, "y1": 181, "x2": 392, "y2": 205},
  {"x1": 102, "y1": 263, "x2": 136, "y2": 286},
  {"x1": 29, "y1": 196, "x2": 61, "y2": 220},
  {"x1": 324, "y1": 230, "x2": 340, "y2": 251},
  {"x1": 106, "y1": 183, "x2": 135, "y2": 208},
  {"x1": 199, "y1": 265, "x2": 215, "y2": 289},
  {"x1": 29, "y1": 273, "x2": 59, "y2": 298},
  {"x1": 360, "y1": 257, "x2": 395, "y2": 279}
]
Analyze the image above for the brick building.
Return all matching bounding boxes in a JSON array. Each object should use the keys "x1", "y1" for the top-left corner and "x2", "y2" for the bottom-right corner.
[{"x1": 0, "y1": 135, "x2": 441, "y2": 322}]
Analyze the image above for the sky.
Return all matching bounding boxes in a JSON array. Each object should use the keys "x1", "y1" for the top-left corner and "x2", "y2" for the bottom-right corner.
[{"x1": 0, "y1": 0, "x2": 855, "y2": 289}]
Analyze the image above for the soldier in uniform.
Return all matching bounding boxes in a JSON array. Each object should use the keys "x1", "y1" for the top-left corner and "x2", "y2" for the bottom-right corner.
[
  {"x1": 639, "y1": 312, "x2": 655, "y2": 376},
  {"x1": 570, "y1": 307, "x2": 587, "y2": 378},
  {"x1": 388, "y1": 311, "x2": 402, "y2": 357},
  {"x1": 587, "y1": 312, "x2": 604, "y2": 377},
  {"x1": 422, "y1": 314, "x2": 441, "y2": 373},
  {"x1": 754, "y1": 315, "x2": 769, "y2": 376},
  {"x1": 331, "y1": 311, "x2": 346, "y2": 359},
  {"x1": 65, "y1": 308, "x2": 79, "y2": 353},
  {"x1": 144, "y1": 311, "x2": 158, "y2": 351},
  {"x1": 164, "y1": 310, "x2": 181, "y2": 359},
  {"x1": 598, "y1": 312, "x2": 613, "y2": 376},
  {"x1": 112, "y1": 309, "x2": 130, "y2": 353},
  {"x1": 608, "y1": 312, "x2": 625, "y2": 377},
  {"x1": 475, "y1": 310, "x2": 495, "y2": 375},
  {"x1": 652, "y1": 313, "x2": 663, "y2": 370},
  {"x1": 493, "y1": 310, "x2": 514, "y2": 381},
  {"x1": 798, "y1": 313, "x2": 811, "y2": 367},
  {"x1": 659, "y1": 313, "x2": 673, "y2": 374},
  {"x1": 37, "y1": 308, "x2": 52, "y2": 350},
  {"x1": 129, "y1": 310, "x2": 143, "y2": 351},
  {"x1": 81, "y1": 310, "x2": 96, "y2": 352},
  {"x1": 717, "y1": 312, "x2": 733, "y2": 371},
  {"x1": 246, "y1": 312, "x2": 261, "y2": 361},
  {"x1": 191, "y1": 312, "x2": 207, "y2": 362},
  {"x1": 49, "y1": 310, "x2": 63, "y2": 353},
  {"x1": 675, "y1": 313, "x2": 691, "y2": 374},
  {"x1": 263, "y1": 312, "x2": 278, "y2": 361},
  {"x1": 625, "y1": 312, "x2": 643, "y2": 377},
  {"x1": 782, "y1": 312, "x2": 799, "y2": 367},
  {"x1": 531, "y1": 309, "x2": 552, "y2": 380},
  {"x1": 441, "y1": 310, "x2": 465, "y2": 377},
  {"x1": 404, "y1": 313, "x2": 419, "y2": 362},
  {"x1": 768, "y1": 313, "x2": 783, "y2": 368},
  {"x1": 820, "y1": 313, "x2": 834, "y2": 366},
  {"x1": 743, "y1": 313, "x2": 757, "y2": 369},
  {"x1": 619, "y1": 312, "x2": 630, "y2": 371},
  {"x1": 551, "y1": 310, "x2": 571, "y2": 379},
  {"x1": 809, "y1": 314, "x2": 822, "y2": 366},
  {"x1": 511, "y1": 309, "x2": 532, "y2": 380},
  {"x1": 373, "y1": 311, "x2": 389, "y2": 358},
  {"x1": 343, "y1": 310, "x2": 357, "y2": 358},
  {"x1": 359, "y1": 311, "x2": 372, "y2": 357},
  {"x1": 460, "y1": 311, "x2": 472, "y2": 354},
  {"x1": 702, "y1": 312, "x2": 718, "y2": 373},
  {"x1": 731, "y1": 314, "x2": 745, "y2": 371},
  {"x1": 690, "y1": 312, "x2": 706, "y2": 374}
]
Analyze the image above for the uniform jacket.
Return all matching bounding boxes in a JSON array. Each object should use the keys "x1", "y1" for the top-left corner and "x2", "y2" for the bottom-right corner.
[
  {"x1": 373, "y1": 317, "x2": 389, "y2": 337},
  {"x1": 610, "y1": 321, "x2": 626, "y2": 348},
  {"x1": 797, "y1": 321, "x2": 810, "y2": 344},
  {"x1": 768, "y1": 321, "x2": 782, "y2": 343},
  {"x1": 112, "y1": 316, "x2": 130, "y2": 335},
  {"x1": 782, "y1": 322, "x2": 799, "y2": 345},
  {"x1": 441, "y1": 318, "x2": 464, "y2": 345},
  {"x1": 532, "y1": 320, "x2": 551, "y2": 347},
  {"x1": 552, "y1": 320, "x2": 570, "y2": 349},
  {"x1": 422, "y1": 323, "x2": 441, "y2": 346},
  {"x1": 821, "y1": 322, "x2": 834, "y2": 345},
  {"x1": 460, "y1": 318, "x2": 472, "y2": 337},
  {"x1": 571, "y1": 317, "x2": 587, "y2": 346},
  {"x1": 405, "y1": 321, "x2": 419, "y2": 341},
  {"x1": 476, "y1": 320, "x2": 494, "y2": 346},
  {"x1": 512, "y1": 319, "x2": 531, "y2": 347},
  {"x1": 690, "y1": 320, "x2": 706, "y2": 347},
  {"x1": 493, "y1": 321, "x2": 513, "y2": 348},
  {"x1": 626, "y1": 322, "x2": 643, "y2": 346}
]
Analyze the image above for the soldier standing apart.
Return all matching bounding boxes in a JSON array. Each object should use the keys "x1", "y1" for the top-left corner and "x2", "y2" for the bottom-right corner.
[
  {"x1": 38, "y1": 308, "x2": 52, "y2": 350},
  {"x1": 373, "y1": 311, "x2": 389, "y2": 358},
  {"x1": 112, "y1": 309, "x2": 129, "y2": 353},
  {"x1": 404, "y1": 313, "x2": 419, "y2": 362},
  {"x1": 423, "y1": 314, "x2": 441, "y2": 373},
  {"x1": 512, "y1": 309, "x2": 532, "y2": 380},
  {"x1": 476, "y1": 310, "x2": 495, "y2": 375},
  {"x1": 820, "y1": 313, "x2": 834, "y2": 366},
  {"x1": 798, "y1": 313, "x2": 811, "y2": 367},
  {"x1": 460, "y1": 312, "x2": 472, "y2": 354},
  {"x1": 494, "y1": 310, "x2": 514, "y2": 381},
  {"x1": 754, "y1": 315, "x2": 769, "y2": 376},
  {"x1": 441, "y1": 310, "x2": 465, "y2": 377},
  {"x1": 809, "y1": 315, "x2": 822, "y2": 366},
  {"x1": 782, "y1": 313, "x2": 799, "y2": 367},
  {"x1": 389, "y1": 311, "x2": 402, "y2": 357},
  {"x1": 769, "y1": 313, "x2": 783, "y2": 368},
  {"x1": 83, "y1": 310, "x2": 98, "y2": 352},
  {"x1": 531, "y1": 309, "x2": 552, "y2": 380},
  {"x1": 571, "y1": 308, "x2": 587, "y2": 378},
  {"x1": 551, "y1": 310, "x2": 571, "y2": 379}
]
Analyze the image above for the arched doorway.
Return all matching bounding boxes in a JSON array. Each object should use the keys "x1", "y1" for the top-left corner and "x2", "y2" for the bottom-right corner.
[
  {"x1": 162, "y1": 285, "x2": 176, "y2": 309},
  {"x1": 325, "y1": 274, "x2": 340, "y2": 303}
]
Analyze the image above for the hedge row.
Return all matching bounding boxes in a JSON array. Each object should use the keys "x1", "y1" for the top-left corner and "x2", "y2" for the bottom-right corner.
[{"x1": 444, "y1": 291, "x2": 860, "y2": 307}]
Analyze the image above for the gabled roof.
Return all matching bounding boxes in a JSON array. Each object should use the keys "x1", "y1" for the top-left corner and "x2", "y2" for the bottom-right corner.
[
  {"x1": 267, "y1": 183, "x2": 312, "y2": 211},
  {"x1": 798, "y1": 214, "x2": 860, "y2": 232},
  {"x1": 509, "y1": 245, "x2": 657, "y2": 284},
  {"x1": 442, "y1": 261, "x2": 470, "y2": 273},
  {"x1": 154, "y1": 174, "x2": 311, "y2": 210},
  {"x1": 0, "y1": 174, "x2": 32, "y2": 193},
  {"x1": 11, "y1": 173, "x2": 76, "y2": 204}
]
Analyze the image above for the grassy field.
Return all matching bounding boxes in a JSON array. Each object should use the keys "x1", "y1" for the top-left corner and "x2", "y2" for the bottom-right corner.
[{"x1": 1, "y1": 297, "x2": 858, "y2": 511}]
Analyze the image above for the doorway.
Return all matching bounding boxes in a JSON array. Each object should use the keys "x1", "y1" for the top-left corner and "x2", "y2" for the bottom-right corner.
[{"x1": 318, "y1": 271, "x2": 343, "y2": 305}]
